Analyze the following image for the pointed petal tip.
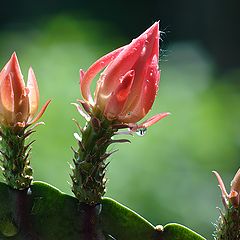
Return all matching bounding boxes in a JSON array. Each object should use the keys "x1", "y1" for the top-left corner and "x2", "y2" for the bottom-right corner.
[
  {"x1": 11, "y1": 51, "x2": 17, "y2": 59},
  {"x1": 152, "y1": 21, "x2": 159, "y2": 29},
  {"x1": 27, "y1": 67, "x2": 36, "y2": 82},
  {"x1": 212, "y1": 170, "x2": 222, "y2": 180},
  {"x1": 79, "y1": 69, "x2": 85, "y2": 83},
  {"x1": 164, "y1": 112, "x2": 171, "y2": 116},
  {"x1": 213, "y1": 170, "x2": 229, "y2": 198},
  {"x1": 27, "y1": 99, "x2": 51, "y2": 125},
  {"x1": 145, "y1": 21, "x2": 159, "y2": 36},
  {"x1": 28, "y1": 66, "x2": 34, "y2": 74},
  {"x1": 7, "y1": 52, "x2": 24, "y2": 87},
  {"x1": 10, "y1": 52, "x2": 19, "y2": 65}
]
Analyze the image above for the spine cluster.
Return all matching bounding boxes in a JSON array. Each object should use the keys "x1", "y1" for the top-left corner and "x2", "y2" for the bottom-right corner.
[
  {"x1": 0, "y1": 127, "x2": 34, "y2": 190},
  {"x1": 71, "y1": 114, "x2": 114, "y2": 205},
  {"x1": 71, "y1": 110, "x2": 129, "y2": 205},
  {"x1": 214, "y1": 205, "x2": 240, "y2": 240}
]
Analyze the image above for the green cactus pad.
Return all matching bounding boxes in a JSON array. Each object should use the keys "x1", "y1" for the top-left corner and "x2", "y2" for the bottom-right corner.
[{"x1": 0, "y1": 181, "x2": 206, "y2": 240}]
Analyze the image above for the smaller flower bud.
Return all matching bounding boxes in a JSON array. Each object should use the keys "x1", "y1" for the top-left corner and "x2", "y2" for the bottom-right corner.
[
  {"x1": 0, "y1": 52, "x2": 50, "y2": 129},
  {"x1": 213, "y1": 169, "x2": 240, "y2": 208}
]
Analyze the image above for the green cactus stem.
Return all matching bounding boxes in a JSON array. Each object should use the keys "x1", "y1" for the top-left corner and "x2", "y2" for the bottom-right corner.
[
  {"x1": 71, "y1": 109, "x2": 130, "y2": 205},
  {"x1": 80, "y1": 203, "x2": 105, "y2": 240},
  {"x1": 0, "y1": 126, "x2": 34, "y2": 190},
  {"x1": 214, "y1": 205, "x2": 240, "y2": 240}
]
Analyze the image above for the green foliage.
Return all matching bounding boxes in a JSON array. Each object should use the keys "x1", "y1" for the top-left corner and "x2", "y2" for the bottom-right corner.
[
  {"x1": 101, "y1": 197, "x2": 158, "y2": 239},
  {"x1": 162, "y1": 223, "x2": 206, "y2": 240},
  {"x1": 0, "y1": 181, "x2": 206, "y2": 240}
]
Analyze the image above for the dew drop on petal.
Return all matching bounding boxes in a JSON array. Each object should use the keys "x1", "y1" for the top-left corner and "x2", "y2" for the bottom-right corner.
[{"x1": 136, "y1": 127, "x2": 147, "y2": 136}]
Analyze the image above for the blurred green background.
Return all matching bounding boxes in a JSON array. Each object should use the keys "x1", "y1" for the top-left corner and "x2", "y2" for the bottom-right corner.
[{"x1": 0, "y1": 1, "x2": 240, "y2": 239}]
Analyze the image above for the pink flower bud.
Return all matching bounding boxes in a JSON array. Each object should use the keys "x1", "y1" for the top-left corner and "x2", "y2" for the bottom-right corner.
[
  {"x1": 0, "y1": 52, "x2": 50, "y2": 128},
  {"x1": 80, "y1": 22, "x2": 169, "y2": 128},
  {"x1": 213, "y1": 169, "x2": 240, "y2": 208}
]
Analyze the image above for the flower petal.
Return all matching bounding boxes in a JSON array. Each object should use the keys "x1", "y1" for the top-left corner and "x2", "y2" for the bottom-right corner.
[
  {"x1": 7, "y1": 53, "x2": 25, "y2": 104},
  {"x1": 121, "y1": 55, "x2": 160, "y2": 123},
  {"x1": 97, "y1": 33, "x2": 147, "y2": 101},
  {"x1": 110, "y1": 22, "x2": 160, "y2": 124},
  {"x1": 27, "y1": 99, "x2": 51, "y2": 125},
  {"x1": 142, "y1": 58, "x2": 160, "y2": 114},
  {"x1": 103, "y1": 70, "x2": 135, "y2": 120},
  {"x1": 138, "y1": 112, "x2": 170, "y2": 129},
  {"x1": 213, "y1": 171, "x2": 229, "y2": 198},
  {"x1": 27, "y1": 67, "x2": 39, "y2": 120},
  {"x1": 0, "y1": 74, "x2": 14, "y2": 124},
  {"x1": 80, "y1": 46, "x2": 124, "y2": 105},
  {"x1": 231, "y1": 168, "x2": 240, "y2": 194},
  {"x1": 15, "y1": 90, "x2": 29, "y2": 123}
]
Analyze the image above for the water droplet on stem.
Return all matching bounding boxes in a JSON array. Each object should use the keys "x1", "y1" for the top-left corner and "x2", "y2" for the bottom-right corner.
[{"x1": 136, "y1": 128, "x2": 147, "y2": 136}]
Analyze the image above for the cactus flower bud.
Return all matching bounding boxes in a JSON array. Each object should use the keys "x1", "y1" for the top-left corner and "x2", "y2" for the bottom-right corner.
[
  {"x1": 213, "y1": 169, "x2": 240, "y2": 240},
  {"x1": 0, "y1": 52, "x2": 50, "y2": 128},
  {"x1": 213, "y1": 169, "x2": 240, "y2": 208},
  {"x1": 80, "y1": 22, "x2": 169, "y2": 129}
]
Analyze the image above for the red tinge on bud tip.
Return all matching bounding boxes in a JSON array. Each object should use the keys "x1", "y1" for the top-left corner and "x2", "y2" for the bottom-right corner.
[
  {"x1": 79, "y1": 22, "x2": 169, "y2": 128},
  {"x1": 0, "y1": 52, "x2": 50, "y2": 128}
]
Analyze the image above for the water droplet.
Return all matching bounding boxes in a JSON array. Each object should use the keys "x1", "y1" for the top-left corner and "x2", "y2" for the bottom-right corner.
[
  {"x1": 136, "y1": 128, "x2": 147, "y2": 136},
  {"x1": 95, "y1": 203, "x2": 102, "y2": 215},
  {"x1": 27, "y1": 188, "x2": 32, "y2": 195},
  {"x1": 141, "y1": 47, "x2": 146, "y2": 55}
]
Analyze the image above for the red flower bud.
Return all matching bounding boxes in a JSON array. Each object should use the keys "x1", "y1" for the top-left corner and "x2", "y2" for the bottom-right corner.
[
  {"x1": 80, "y1": 22, "x2": 169, "y2": 128},
  {"x1": 0, "y1": 52, "x2": 50, "y2": 128}
]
